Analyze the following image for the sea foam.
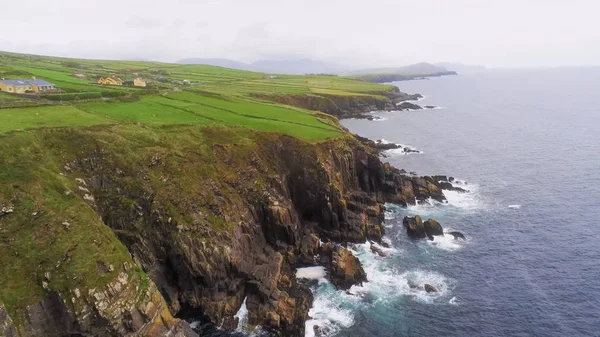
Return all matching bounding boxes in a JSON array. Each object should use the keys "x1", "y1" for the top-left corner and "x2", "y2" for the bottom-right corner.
[{"x1": 296, "y1": 266, "x2": 327, "y2": 280}]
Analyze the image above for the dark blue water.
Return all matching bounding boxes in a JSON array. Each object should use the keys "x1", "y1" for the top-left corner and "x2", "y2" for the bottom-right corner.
[{"x1": 329, "y1": 69, "x2": 600, "y2": 337}]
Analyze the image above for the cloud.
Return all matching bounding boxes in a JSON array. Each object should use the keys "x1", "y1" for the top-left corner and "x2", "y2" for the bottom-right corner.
[
  {"x1": 126, "y1": 16, "x2": 164, "y2": 29},
  {"x1": 0, "y1": 0, "x2": 599, "y2": 67}
]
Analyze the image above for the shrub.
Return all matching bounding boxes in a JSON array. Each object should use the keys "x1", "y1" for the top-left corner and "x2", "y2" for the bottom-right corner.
[
  {"x1": 100, "y1": 91, "x2": 128, "y2": 98},
  {"x1": 118, "y1": 95, "x2": 141, "y2": 102},
  {"x1": 62, "y1": 61, "x2": 83, "y2": 69},
  {"x1": 41, "y1": 92, "x2": 101, "y2": 101}
]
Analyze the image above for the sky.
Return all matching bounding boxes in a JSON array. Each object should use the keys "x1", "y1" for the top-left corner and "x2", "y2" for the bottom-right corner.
[{"x1": 1, "y1": 0, "x2": 599, "y2": 68}]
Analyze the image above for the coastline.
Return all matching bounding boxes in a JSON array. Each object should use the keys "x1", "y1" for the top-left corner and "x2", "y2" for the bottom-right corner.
[{"x1": 293, "y1": 83, "x2": 471, "y2": 337}]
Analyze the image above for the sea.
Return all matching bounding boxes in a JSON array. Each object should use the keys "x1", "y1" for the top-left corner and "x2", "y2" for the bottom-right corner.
[
  {"x1": 197, "y1": 68, "x2": 600, "y2": 337},
  {"x1": 301, "y1": 68, "x2": 600, "y2": 337}
]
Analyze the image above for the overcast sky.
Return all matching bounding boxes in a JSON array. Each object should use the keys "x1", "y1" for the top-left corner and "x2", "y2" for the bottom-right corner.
[{"x1": 1, "y1": 0, "x2": 599, "y2": 68}]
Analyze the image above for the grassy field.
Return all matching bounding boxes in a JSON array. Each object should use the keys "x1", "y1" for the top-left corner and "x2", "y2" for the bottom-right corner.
[
  {"x1": 0, "y1": 105, "x2": 111, "y2": 133},
  {"x1": 0, "y1": 51, "x2": 398, "y2": 141}
]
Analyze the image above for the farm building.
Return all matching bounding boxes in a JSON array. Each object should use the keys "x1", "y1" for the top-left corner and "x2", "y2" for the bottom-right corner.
[
  {"x1": 30, "y1": 78, "x2": 56, "y2": 92},
  {"x1": 98, "y1": 76, "x2": 124, "y2": 86},
  {"x1": 0, "y1": 78, "x2": 56, "y2": 94},
  {"x1": 134, "y1": 78, "x2": 147, "y2": 87},
  {"x1": 122, "y1": 77, "x2": 147, "y2": 87}
]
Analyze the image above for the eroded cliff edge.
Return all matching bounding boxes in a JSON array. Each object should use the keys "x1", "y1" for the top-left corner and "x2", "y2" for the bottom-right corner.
[
  {"x1": 0, "y1": 125, "x2": 447, "y2": 336},
  {"x1": 260, "y1": 86, "x2": 422, "y2": 119}
]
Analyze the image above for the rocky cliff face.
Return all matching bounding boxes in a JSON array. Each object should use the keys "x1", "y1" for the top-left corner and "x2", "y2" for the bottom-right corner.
[
  {"x1": 0, "y1": 126, "x2": 450, "y2": 336},
  {"x1": 260, "y1": 88, "x2": 422, "y2": 119},
  {"x1": 0, "y1": 266, "x2": 196, "y2": 337}
]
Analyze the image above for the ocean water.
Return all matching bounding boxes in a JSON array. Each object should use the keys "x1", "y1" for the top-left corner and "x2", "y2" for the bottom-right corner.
[{"x1": 305, "y1": 68, "x2": 600, "y2": 337}]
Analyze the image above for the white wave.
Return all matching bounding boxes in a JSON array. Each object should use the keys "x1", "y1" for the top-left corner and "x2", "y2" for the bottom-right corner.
[
  {"x1": 305, "y1": 282, "x2": 356, "y2": 337},
  {"x1": 373, "y1": 117, "x2": 388, "y2": 122},
  {"x1": 384, "y1": 147, "x2": 423, "y2": 157},
  {"x1": 398, "y1": 269, "x2": 455, "y2": 304},
  {"x1": 378, "y1": 138, "x2": 392, "y2": 144},
  {"x1": 296, "y1": 266, "x2": 327, "y2": 280},
  {"x1": 381, "y1": 237, "x2": 393, "y2": 247},
  {"x1": 426, "y1": 231, "x2": 466, "y2": 252},
  {"x1": 449, "y1": 296, "x2": 460, "y2": 305},
  {"x1": 368, "y1": 241, "x2": 401, "y2": 256},
  {"x1": 303, "y1": 240, "x2": 457, "y2": 336},
  {"x1": 384, "y1": 209, "x2": 397, "y2": 220},
  {"x1": 508, "y1": 204, "x2": 521, "y2": 209},
  {"x1": 442, "y1": 187, "x2": 483, "y2": 211},
  {"x1": 403, "y1": 95, "x2": 426, "y2": 102},
  {"x1": 235, "y1": 297, "x2": 249, "y2": 332},
  {"x1": 348, "y1": 244, "x2": 454, "y2": 304}
]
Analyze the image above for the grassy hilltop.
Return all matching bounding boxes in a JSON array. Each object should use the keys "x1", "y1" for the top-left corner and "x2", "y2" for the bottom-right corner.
[{"x1": 0, "y1": 51, "x2": 398, "y2": 140}]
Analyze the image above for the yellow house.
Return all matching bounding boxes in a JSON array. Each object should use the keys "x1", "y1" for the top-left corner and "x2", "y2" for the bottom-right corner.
[
  {"x1": 98, "y1": 76, "x2": 124, "y2": 86},
  {"x1": 30, "y1": 78, "x2": 56, "y2": 93},
  {"x1": 133, "y1": 77, "x2": 147, "y2": 87},
  {"x1": 0, "y1": 80, "x2": 33, "y2": 94},
  {"x1": 0, "y1": 78, "x2": 55, "y2": 94}
]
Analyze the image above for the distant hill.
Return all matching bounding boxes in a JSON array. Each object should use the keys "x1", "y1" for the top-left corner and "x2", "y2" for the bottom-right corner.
[
  {"x1": 177, "y1": 57, "x2": 347, "y2": 75},
  {"x1": 347, "y1": 62, "x2": 458, "y2": 83},
  {"x1": 346, "y1": 62, "x2": 451, "y2": 76},
  {"x1": 435, "y1": 62, "x2": 487, "y2": 74},
  {"x1": 178, "y1": 58, "x2": 254, "y2": 71},
  {"x1": 176, "y1": 59, "x2": 475, "y2": 80},
  {"x1": 250, "y1": 59, "x2": 347, "y2": 75}
]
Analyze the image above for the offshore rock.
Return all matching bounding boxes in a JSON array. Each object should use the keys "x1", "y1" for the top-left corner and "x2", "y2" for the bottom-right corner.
[
  {"x1": 370, "y1": 245, "x2": 386, "y2": 257},
  {"x1": 403, "y1": 215, "x2": 426, "y2": 239},
  {"x1": 425, "y1": 284, "x2": 438, "y2": 293},
  {"x1": 423, "y1": 219, "x2": 444, "y2": 240},
  {"x1": 397, "y1": 102, "x2": 423, "y2": 111},
  {"x1": 448, "y1": 231, "x2": 467, "y2": 240}
]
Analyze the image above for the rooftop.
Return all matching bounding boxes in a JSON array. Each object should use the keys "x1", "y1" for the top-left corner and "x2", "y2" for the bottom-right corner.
[
  {"x1": 29, "y1": 79, "x2": 55, "y2": 86},
  {"x1": 0, "y1": 79, "x2": 55, "y2": 86},
  {"x1": 0, "y1": 79, "x2": 31, "y2": 86}
]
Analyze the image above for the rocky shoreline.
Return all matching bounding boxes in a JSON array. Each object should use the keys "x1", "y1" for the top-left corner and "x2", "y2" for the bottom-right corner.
[{"x1": 262, "y1": 87, "x2": 436, "y2": 121}]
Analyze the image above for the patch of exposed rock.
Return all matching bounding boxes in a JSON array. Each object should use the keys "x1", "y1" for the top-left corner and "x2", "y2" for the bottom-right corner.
[
  {"x1": 397, "y1": 102, "x2": 423, "y2": 111},
  {"x1": 318, "y1": 243, "x2": 367, "y2": 290},
  {"x1": 403, "y1": 216, "x2": 446, "y2": 241}
]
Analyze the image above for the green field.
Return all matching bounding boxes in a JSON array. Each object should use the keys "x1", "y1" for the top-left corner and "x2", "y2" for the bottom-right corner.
[
  {"x1": 0, "y1": 105, "x2": 111, "y2": 133},
  {"x1": 0, "y1": 50, "x2": 398, "y2": 141}
]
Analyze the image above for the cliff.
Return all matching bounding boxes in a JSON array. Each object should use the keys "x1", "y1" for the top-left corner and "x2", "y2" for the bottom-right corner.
[
  {"x1": 0, "y1": 124, "x2": 449, "y2": 336},
  {"x1": 356, "y1": 71, "x2": 458, "y2": 83},
  {"x1": 260, "y1": 87, "x2": 422, "y2": 119}
]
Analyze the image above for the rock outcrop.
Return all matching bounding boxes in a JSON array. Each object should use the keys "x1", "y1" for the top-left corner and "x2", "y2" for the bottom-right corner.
[
  {"x1": 261, "y1": 87, "x2": 423, "y2": 119},
  {"x1": 424, "y1": 284, "x2": 438, "y2": 293},
  {"x1": 319, "y1": 243, "x2": 367, "y2": 290},
  {"x1": 423, "y1": 219, "x2": 444, "y2": 240},
  {"x1": 448, "y1": 231, "x2": 466, "y2": 240},
  {"x1": 352, "y1": 136, "x2": 421, "y2": 157},
  {"x1": 404, "y1": 216, "x2": 445, "y2": 240},
  {"x1": 397, "y1": 102, "x2": 423, "y2": 111},
  {"x1": 370, "y1": 245, "x2": 386, "y2": 257},
  {"x1": 0, "y1": 302, "x2": 18, "y2": 337},
  {"x1": 0, "y1": 271, "x2": 197, "y2": 337},
  {"x1": 403, "y1": 215, "x2": 426, "y2": 239}
]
